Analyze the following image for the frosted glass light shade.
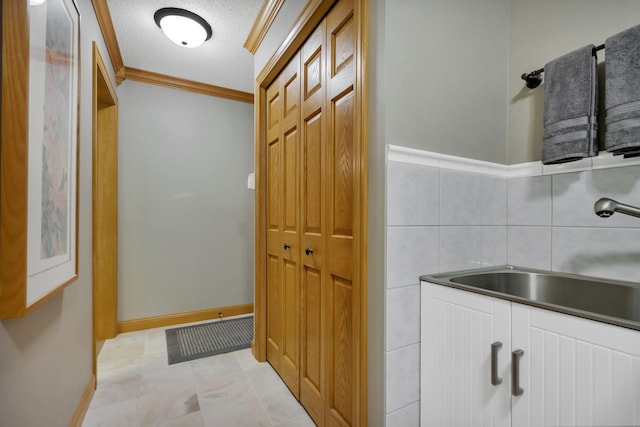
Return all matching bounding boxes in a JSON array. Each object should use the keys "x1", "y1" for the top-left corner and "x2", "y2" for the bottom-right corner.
[{"x1": 154, "y1": 8, "x2": 212, "y2": 48}]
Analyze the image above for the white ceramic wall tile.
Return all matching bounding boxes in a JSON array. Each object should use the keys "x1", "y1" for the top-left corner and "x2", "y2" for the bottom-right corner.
[
  {"x1": 386, "y1": 285, "x2": 421, "y2": 351},
  {"x1": 553, "y1": 166, "x2": 640, "y2": 228},
  {"x1": 552, "y1": 227, "x2": 640, "y2": 283},
  {"x1": 482, "y1": 226, "x2": 507, "y2": 267},
  {"x1": 387, "y1": 226, "x2": 440, "y2": 288},
  {"x1": 387, "y1": 163, "x2": 439, "y2": 226},
  {"x1": 440, "y1": 171, "x2": 482, "y2": 225},
  {"x1": 482, "y1": 176, "x2": 508, "y2": 225},
  {"x1": 386, "y1": 402, "x2": 420, "y2": 427},
  {"x1": 385, "y1": 343, "x2": 420, "y2": 413},
  {"x1": 385, "y1": 144, "x2": 640, "y2": 427},
  {"x1": 439, "y1": 226, "x2": 482, "y2": 272},
  {"x1": 508, "y1": 176, "x2": 552, "y2": 226},
  {"x1": 507, "y1": 226, "x2": 552, "y2": 270}
]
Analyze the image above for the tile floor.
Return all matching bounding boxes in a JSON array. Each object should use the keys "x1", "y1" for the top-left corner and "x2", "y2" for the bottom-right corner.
[{"x1": 82, "y1": 315, "x2": 315, "y2": 427}]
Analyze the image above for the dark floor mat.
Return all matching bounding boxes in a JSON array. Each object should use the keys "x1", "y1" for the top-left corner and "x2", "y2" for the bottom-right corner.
[{"x1": 165, "y1": 316, "x2": 253, "y2": 365}]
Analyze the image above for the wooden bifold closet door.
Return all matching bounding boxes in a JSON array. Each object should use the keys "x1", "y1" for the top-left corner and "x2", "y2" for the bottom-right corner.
[{"x1": 264, "y1": 0, "x2": 362, "y2": 425}]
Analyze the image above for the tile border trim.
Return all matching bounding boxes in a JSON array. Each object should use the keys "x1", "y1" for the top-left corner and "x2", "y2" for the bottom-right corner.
[{"x1": 387, "y1": 145, "x2": 640, "y2": 177}]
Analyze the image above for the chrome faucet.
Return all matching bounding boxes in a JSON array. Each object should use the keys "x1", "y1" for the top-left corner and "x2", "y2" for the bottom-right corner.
[{"x1": 594, "y1": 198, "x2": 640, "y2": 219}]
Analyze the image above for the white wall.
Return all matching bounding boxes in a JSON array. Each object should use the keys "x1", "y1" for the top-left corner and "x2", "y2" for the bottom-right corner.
[
  {"x1": 367, "y1": 0, "x2": 387, "y2": 424},
  {"x1": 508, "y1": 0, "x2": 640, "y2": 164},
  {"x1": 0, "y1": 0, "x2": 113, "y2": 424},
  {"x1": 385, "y1": 0, "x2": 509, "y2": 164},
  {"x1": 117, "y1": 81, "x2": 255, "y2": 321}
]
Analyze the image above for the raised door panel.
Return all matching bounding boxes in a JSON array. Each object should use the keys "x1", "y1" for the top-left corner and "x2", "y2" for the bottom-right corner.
[
  {"x1": 325, "y1": 1, "x2": 358, "y2": 425},
  {"x1": 266, "y1": 136, "x2": 281, "y2": 240},
  {"x1": 281, "y1": 256, "x2": 300, "y2": 394},
  {"x1": 328, "y1": 275, "x2": 354, "y2": 427},
  {"x1": 301, "y1": 264, "x2": 324, "y2": 423},
  {"x1": 300, "y1": 21, "x2": 327, "y2": 426},
  {"x1": 266, "y1": 84, "x2": 282, "y2": 256},
  {"x1": 266, "y1": 253, "x2": 282, "y2": 368},
  {"x1": 421, "y1": 283, "x2": 512, "y2": 427},
  {"x1": 512, "y1": 304, "x2": 640, "y2": 427}
]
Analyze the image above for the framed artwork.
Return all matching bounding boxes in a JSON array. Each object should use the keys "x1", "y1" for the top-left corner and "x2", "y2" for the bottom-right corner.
[{"x1": 0, "y1": 0, "x2": 80, "y2": 318}]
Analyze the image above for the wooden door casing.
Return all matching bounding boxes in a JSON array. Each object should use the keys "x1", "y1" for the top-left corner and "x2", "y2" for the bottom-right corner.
[{"x1": 92, "y1": 43, "x2": 119, "y2": 379}]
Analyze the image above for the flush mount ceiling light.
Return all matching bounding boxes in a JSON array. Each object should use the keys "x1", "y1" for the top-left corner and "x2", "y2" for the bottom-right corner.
[{"x1": 154, "y1": 7, "x2": 212, "y2": 48}]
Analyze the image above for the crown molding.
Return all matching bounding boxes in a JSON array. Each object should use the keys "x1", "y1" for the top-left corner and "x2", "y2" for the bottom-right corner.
[
  {"x1": 125, "y1": 67, "x2": 254, "y2": 104},
  {"x1": 91, "y1": 2, "x2": 255, "y2": 102},
  {"x1": 91, "y1": 0, "x2": 125, "y2": 83},
  {"x1": 244, "y1": 0, "x2": 286, "y2": 54}
]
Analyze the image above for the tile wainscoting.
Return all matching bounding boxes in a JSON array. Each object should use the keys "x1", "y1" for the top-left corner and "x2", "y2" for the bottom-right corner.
[{"x1": 384, "y1": 145, "x2": 640, "y2": 426}]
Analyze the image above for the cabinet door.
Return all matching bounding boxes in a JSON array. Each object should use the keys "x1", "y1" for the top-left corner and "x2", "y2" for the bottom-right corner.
[
  {"x1": 421, "y1": 283, "x2": 511, "y2": 427},
  {"x1": 511, "y1": 304, "x2": 640, "y2": 427}
]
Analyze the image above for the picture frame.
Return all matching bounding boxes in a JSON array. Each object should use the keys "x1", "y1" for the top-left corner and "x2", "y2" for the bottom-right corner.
[{"x1": 0, "y1": 0, "x2": 80, "y2": 318}]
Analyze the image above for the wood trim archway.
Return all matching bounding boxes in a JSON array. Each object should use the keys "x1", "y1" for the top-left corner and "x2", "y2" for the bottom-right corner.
[
  {"x1": 252, "y1": 0, "x2": 369, "y2": 423},
  {"x1": 92, "y1": 42, "x2": 119, "y2": 378}
]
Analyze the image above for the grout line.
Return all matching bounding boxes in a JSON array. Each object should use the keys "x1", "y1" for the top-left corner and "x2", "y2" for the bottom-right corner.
[
  {"x1": 239, "y1": 357, "x2": 277, "y2": 427},
  {"x1": 385, "y1": 399, "x2": 420, "y2": 417},
  {"x1": 385, "y1": 341, "x2": 421, "y2": 354}
]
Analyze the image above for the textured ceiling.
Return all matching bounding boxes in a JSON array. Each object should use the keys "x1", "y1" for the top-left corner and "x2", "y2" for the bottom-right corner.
[{"x1": 107, "y1": 0, "x2": 263, "y2": 93}]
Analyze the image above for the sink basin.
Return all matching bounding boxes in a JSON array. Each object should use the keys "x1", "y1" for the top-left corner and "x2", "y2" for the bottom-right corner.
[{"x1": 421, "y1": 266, "x2": 640, "y2": 330}]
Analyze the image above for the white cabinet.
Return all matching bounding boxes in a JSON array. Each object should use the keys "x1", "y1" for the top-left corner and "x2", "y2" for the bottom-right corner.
[
  {"x1": 511, "y1": 303, "x2": 640, "y2": 427},
  {"x1": 421, "y1": 281, "x2": 640, "y2": 427},
  {"x1": 421, "y1": 282, "x2": 511, "y2": 427}
]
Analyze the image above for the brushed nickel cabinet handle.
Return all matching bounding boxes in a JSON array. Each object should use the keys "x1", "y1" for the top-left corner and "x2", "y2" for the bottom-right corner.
[
  {"x1": 491, "y1": 342, "x2": 503, "y2": 386},
  {"x1": 512, "y1": 349, "x2": 524, "y2": 396}
]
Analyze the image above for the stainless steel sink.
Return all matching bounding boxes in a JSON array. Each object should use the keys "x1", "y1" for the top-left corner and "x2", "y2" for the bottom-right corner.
[{"x1": 421, "y1": 266, "x2": 640, "y2": 330}]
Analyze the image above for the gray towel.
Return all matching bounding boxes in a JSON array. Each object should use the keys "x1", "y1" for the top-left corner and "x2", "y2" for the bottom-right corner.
[
  {"x1": 542, "y1": 45, "x2": 598, "y2": 165},
  {"x1": 605, "y1": 24, "x2": 640, "y2": 157}
]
